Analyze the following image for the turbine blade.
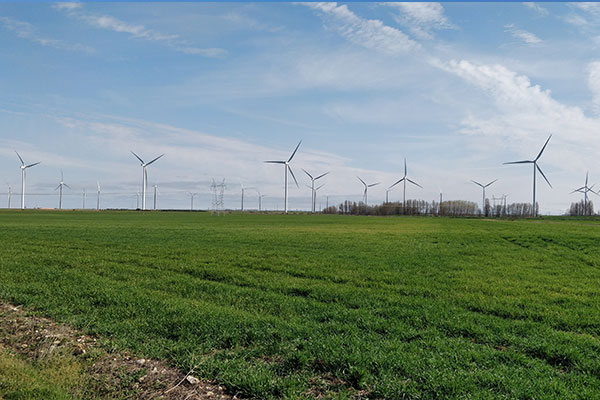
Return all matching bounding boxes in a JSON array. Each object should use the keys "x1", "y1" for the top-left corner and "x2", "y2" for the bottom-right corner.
[
  {"x1": 288, "y1": 166, "x2": 299, "y2": 188},
  {"x1": 55, "y1": 184, "x2": 60, "y2": 190},
  {"x1": 485, "y1": 179, "x2": 498, "y2": 187},
  {"x1": 404, "y1": 158, "x2": 407, "y2": 176},
  {"x1": 535, "y1": 134, "x2": 552, "y2": 161},
  {"x1": 315, "y1": 171, "x2": 329, "y2": 180},
  {"x1": 570, "y1": 187, "x2": 585, "y2": 194},
  {"x1": 536, "y1": 164, "x2": 552, "y2": 188},
  {"x1": 146, "y1": 154, "x2": 164, "y2": 166},
  {"x1": 357, "y1": 176, "x2": 367, "y2": 186},
  {"x1": 15, "y1": 151, "x2": 24, "y2": 166},
  {"x1": 407, "y1": 178, "x2": 422, "y2": 188},
  {"x1": 64, "y1": 183, "x2": 72, "y2": 190},
  {"x1": 368, "y1": 183, "x2": 380, "y2": 187},
  {"x1": 471, "y1": 180, "x2": 484, "y2": 188},
  {"x1": 503, "y1": 160, "x2": 532, "y2": 165},
  {"x1": 288, "y1": 140, "x2": 302, "y2": 162},
  {"x1": 305, "y1": 184, "x2": 312, "y2": 190},
  {"x1": 25, "y1": 162, "x2": 40, "y2": 168},
  {"x1": 264, "y1": 160, "x2": 285, "y2": 164},
  {"x1": 586, "y1": 171, "x2": 589, "y2": 186},
  {"x1": 131, "y1": 151, "x2": 144, "y2": 164},
  {"x1": 390, "y1": 178, "x2": 405, "y2": 188},
  {"x1": 302, "y1": 169, "x2": 313, "y2": 180},
  {"x1": 316, "y1": 183, "x2": 325, "y2": 191}
]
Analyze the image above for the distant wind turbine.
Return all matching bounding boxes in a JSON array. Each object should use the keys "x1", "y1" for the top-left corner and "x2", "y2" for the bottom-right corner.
[
  {"x1": 256, "y1": 189, "x2": 266, "y2": 212},
  {"x1": 314, "y1": 183, "x2": 325, "y2": 212},
  {"x1": 82, "y1": 188, "x2": 86, "y2": 209},
  {"x1": 357, "y1": 176, "x2": 379, "y2": 205},
  {"x1": 189, "y1": 192, "x2": 198, "y2": 211},
  {"x1": 264, "y1": 140, "x2": 301, "y2": 213},
  {"x1": 471, "y1": 179, "x2": 498, "y2": 215},
  {"x1": 7, "y1": 184, "x2": 11, "y2": 209},
  {"x1": 15, "y1": 151, "x2": 40, "y2": 209},
  {"x1": 389, "y1": 158, "x2": 422, "y2": 210},
  {"x1": 55, "y1": 170, "x2": 71, "y2": 210},
  {"x1": 302, "y1": 169, "x2": 329, "y2": 213},
  {"x1": 96, "y1": 181, "x2": 101, "y2": 211},
  {"x1": 503, "y1": 135, "x2": 552, "y2": 216},
  {"x1": 570, "y1": 172, "x2": 598, "y2": 216},
  {"x1": 131, "y1": 151, "x2": 164, "y2": 211},
  {"x1": 240, "y1": 183, "x2": 255, "y2": 212}
]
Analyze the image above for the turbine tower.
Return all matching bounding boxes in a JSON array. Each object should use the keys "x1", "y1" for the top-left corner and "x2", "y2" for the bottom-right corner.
[
  {"x1": 264, "y1": 140, "x2": 301, "y2": 213},
  {"x1": 389, "y1": 158, "x2": 422, "y2": 211},
  {"x1": 504, "y1": 135, "x2": 552, "y2": 216},
  {"x1": 471, "y1": 179, "x2": 498, "y2": 216},
  {"x1": 131, "y1": 151, "x2": 164, "y2": 210},
  {"x1": 357, "y1": 176, "x2": 379, "y2": 205},
  {"x1": 82, "y1": 188, "x2": 86, "y2": 209},
  {"x1": 302, "y1": 169, "x2": 329, "y2": 213},
  {"x1": 96, "y1": 181, "x2": 101, "y2": 211},
  {"x1": 153, "y1": 184, "x2": 158, "y2": 210},
  {"x1": 55, "y1": 170, "x2": 71, "y2": 210},
  {"x1": 7, "y1": 185, "x2": 11, "y2": 209},
  {"x1": 189, "y1": 192, "x2": 198, "y2": 211},
  {"x1": 570, "y1": 172, "x2": 597, "y2": 216},
  {"x1": 240, "y1": 184, "x2": 255, "y2": 212},
  {"x1": 15, "y1": 151, "x2": 40, "y2": 209}
]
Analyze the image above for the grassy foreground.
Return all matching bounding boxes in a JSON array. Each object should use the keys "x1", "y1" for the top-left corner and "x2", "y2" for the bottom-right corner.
[{"x1": 0, "y1": 210, "x2": 599, "y2": 399}]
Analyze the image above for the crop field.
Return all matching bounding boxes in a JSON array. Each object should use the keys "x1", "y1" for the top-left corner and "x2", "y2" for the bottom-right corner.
[{"x1": 0, "y1": 210, "x2": 599, "y2": 399}]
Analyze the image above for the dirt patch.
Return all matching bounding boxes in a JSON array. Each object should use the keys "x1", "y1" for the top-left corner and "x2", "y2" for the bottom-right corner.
[{"x1": 0, "y1": 302, "x2": 236, "y2": 399}]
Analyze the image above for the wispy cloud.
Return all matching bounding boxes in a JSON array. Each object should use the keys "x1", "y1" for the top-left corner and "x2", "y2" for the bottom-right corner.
[
  {"x1": 504, "y1": 24, "x2": 542, "y2": 45},
  {"x1": 523, "y1": 2, "x2": 549, "y2": 17},
  {"x1": 0, "y1": 16, "x2": 94, "y2": 53},
  {"x1": 382, "y1": 2, "x2": 455, "y2": 40},
  {"x1": 588, "y1": 61, "x2": 600, "y2": 114},
  {"x1": 54, "y1": 4, "x2": 227, "y2": 58},
  {"x1": 304, "y1": 2, "x2": 420, "y2": 55}
]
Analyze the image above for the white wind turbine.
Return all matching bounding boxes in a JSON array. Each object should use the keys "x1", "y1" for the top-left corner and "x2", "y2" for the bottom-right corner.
[
  {"x1": 256, "y1": 189, "x2": 266, "y2": 212},
  {"x1": 471, "y1": 179, "x2": 498, "y2": 215},
  {"x1": 570, "y1": 172, "x2": 598, "y2": 216},
  {"x1": 389, "y1": 158, "x2": 422, "y2": 211},
  {"x1": 131, "y1": 151, "x2": 164, "y2": 210},
  {"x1": 504, "y1": 135, "x2": 552, "y2": 216},
  {"x1": 15, "y1": 151, "x2": 40, "y2": 210},
  {"x1": 153, "y1": 184, "x2": 159, "y2": 210},
  {"x1": 240, "y1": 183, "x2": 255, "y2": 212},
  {"x1": 7, "y1": 184, "x2": 12, "y2": 209},
  {"x1": 264, "y1": 140, "x2": 301, "y2": 213},
  {"x1": 302, "y1": 169, "x2": 329, "y2": 213},
  {"x1": 189, "y1": 192, "x2": 198, "y2": 211},
  {"x1": 96, "y1": 181, "x2": 101, "y2": 211},
  {"x1": 357, "y1": 176, "x2": 379, "y2": 205},
  {"x1": 55, "y1": 170, "x2": 71, "y2": 210}
]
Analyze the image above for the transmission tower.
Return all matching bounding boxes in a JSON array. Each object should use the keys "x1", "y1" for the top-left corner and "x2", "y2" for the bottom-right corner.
[{"x1": 211, "y1": 178, "x2": 226, "y2": 215}]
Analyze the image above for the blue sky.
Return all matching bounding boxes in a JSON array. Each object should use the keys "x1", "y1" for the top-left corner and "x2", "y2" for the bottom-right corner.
[{"x1": 1, "y1": 2, "x2": 600, "y2": 213}]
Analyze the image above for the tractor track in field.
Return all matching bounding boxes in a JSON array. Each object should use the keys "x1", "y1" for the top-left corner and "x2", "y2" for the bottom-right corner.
[{"x1": 0, "y1": 301, "x2": 236, "y2": 400}]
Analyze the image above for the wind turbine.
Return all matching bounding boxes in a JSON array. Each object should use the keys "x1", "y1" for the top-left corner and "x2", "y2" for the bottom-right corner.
[
  {"x1": 189, "y1": 192, "x2": 198, "y2": 211},
  {"x1": 264, "y1": 140, "x2": 301, "y2": 213},
  {"x1": 96, "y1": 181, "x2": 101, "y2": 211},
  {"x1": 314, "y1": 183, "x2": 325, "y2": 212},
  {"x1": 15, "y1": 151, "x2": 40, "y2": 209},
  {"x1": 503, "y1": 135, "x2": 552, "y2": 216},
  {"x1": 570, "y1": 172, "x2": 598, "y2": 216},
  {"x1": 7, "y1": 184, "x2": 11, "y2": 209},
  {"x1": 55, "y1": 170, "x2": 71, "y2": 210},
  {"x1": 82, "y1": 188, "x2": 86, "y2": 209},
  {"x1": 389, "y1": 158, "x2": 422, "y2": 212},
  {"x1": 153, "y1": 184, "x2": 158, "y2": 210},
  {"x1": 256, "y1": 189, "x2": 266, "y2": 212},
  {"x1": 471, "y1": 179, "x2": 498, "y2": 216},
  {"x1": 240, "y1": 184, "x2": 255, "y2": 212},
  {"x1": 302, "y1": 169, "x2": 329, "y2": 213},
  {"x1": 357, "y1": 176, "x2": 379, "y2": 205},
  {"x1": 131, "y1": 151, "x2": 164, "y2": 210}
]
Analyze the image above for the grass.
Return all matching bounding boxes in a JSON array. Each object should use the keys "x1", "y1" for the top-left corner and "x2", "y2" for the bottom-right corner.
[{"x1": 0, "y1": 210, "x2": 599, "y2": 398}]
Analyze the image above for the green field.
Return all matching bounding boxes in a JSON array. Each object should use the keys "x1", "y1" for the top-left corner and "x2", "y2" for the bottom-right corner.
[{"x1": 1, "y1": 210, "x2": 599, "y2": 399}]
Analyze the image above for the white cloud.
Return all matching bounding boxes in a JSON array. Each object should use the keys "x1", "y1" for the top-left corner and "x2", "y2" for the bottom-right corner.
[
  {"x1": 383, "y1": 2, "x2": 455, "y2": 40},
  {"x1": 56, "y1": 5, "x2": 227, "y2": 58},
  {"x1": 504, "y1": 24, "x2": 542, "y2": 45},
  {"x1": 588, "y1": 61, "x2": 600, "y2": 114},
  {"x1": 0, "y1": 16, "x2": 94, "y2": 53},
  {"x1": 304, "y1": 2, "x2": 420, "y2": 55},
  {"x1": 523, "y1": 2, "x2": 549, "y2": 17}
]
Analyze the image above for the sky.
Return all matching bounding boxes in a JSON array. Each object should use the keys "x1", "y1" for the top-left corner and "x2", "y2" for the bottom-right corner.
[{"x1": 1, "y1": 2, "x2": 600, "y2": 213}]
